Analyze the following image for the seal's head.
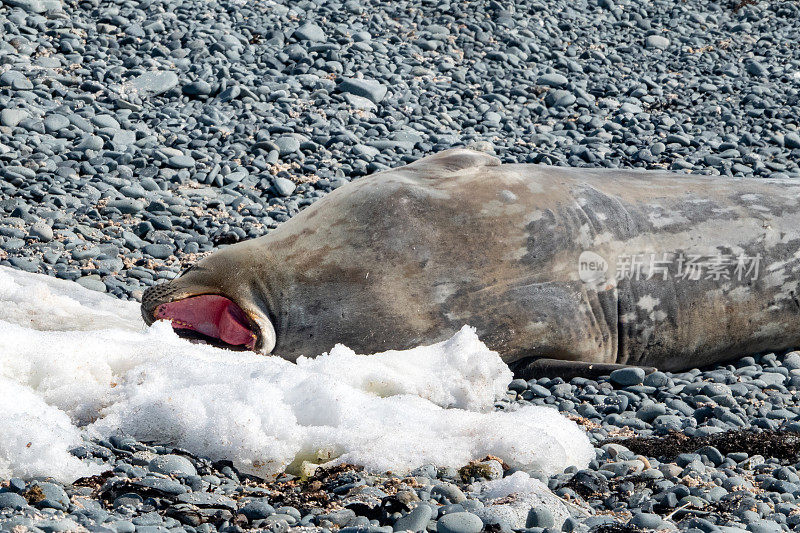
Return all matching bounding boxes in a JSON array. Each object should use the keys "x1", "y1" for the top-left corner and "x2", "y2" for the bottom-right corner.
[{"x1": 140, "y1": 243, "x2": 277, "y2": 353}]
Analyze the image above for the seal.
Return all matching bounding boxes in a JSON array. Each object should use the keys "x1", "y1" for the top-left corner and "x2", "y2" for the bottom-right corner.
[{"x1": 141, "y1": 148, "x2": 800, "y2": 377}]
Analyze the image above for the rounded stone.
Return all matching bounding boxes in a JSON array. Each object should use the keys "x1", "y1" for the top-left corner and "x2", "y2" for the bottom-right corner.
[
  {"x1": 240, "y1": 500, "x2": 276, "y2": 520},
  {"x1": 34, "y1": 518, "x2": 81, "y2": 533},
  {"x1": 785, "y1": 133, "x2": 800, "y2": 150},
  {"x1": 643, "y1": 371, "x2": 669, "y2": 387},
  {"x1": 76, "y1": 277, "x2": 107, "y2": 292},
  {"x1": 537, "y1": 73, "x2": 568, "y2": 87},
  {"x1": 28, "y1": 482, "x2": 69, "y2": 510},
  {"x1": 168, "y1": 155, "x2": 195, "y2": 169},
  {"x1": 183, "y1": 80, "x2": 212, "y2": 96},
  {"x1": 93, "y1": 114, "x2": 120, "y2": 129},
  {"x1": 294, "y1": 23, "x2": 326, "y2": 42},
  {"x1": 645, "y1": 35, "x2": 670, "y2": 49},
  {"x1": 0, "y1": 108, "x2": 29, "y2": 128},
  {"x1": 609, "y1": 367, "x2": 646, "y2": 386},
  {"x1": 746, "y1": 62, "x2": 768, "y2": 77},
  {"x1": 338, "y1": 77, "x2": 388, "y2": 104},
  {"x1": 77, "y1": 135, "x2": 105, "y2": 151},
  {"x1": 630, "y1": 512, "x2": 663, "y2": 529},
  {"x1": 148, "y1": 454, "x2": 197, "y2": 476},
  {"x1": 143, "y1": 244, "x2": 173, "y2": 260},
  {"x1": 272, "y1": 177, "x2": 297, "y2": 197},
  {"x1": 431, "y1": 482, "x2": 467, "y2": 504},
  {"x1": 544, "y1": 90, "x2": 576, "y2": 108},
  {"x1": 275, "y1": 136, "x2": 301, "y2": 155},
  {"x1": 43, "y1": 114, "x2": 70, "y2": 133},
  {"x1": 129, "y1": 71, "x2": 179, "y2": 96},
  {"x1": 0, "y1": 492, "x2": 28, "y2": 510},
  {"x1": 525, "y1": 506, "x2": 554, "y2": 528},
  {"x1": 394, "y1": 503, "x2": 433, "y2": 532},
  {"x1": 507, "y1": 378, "x2": 528, "y2": 392},
  {"x1": 783, "y1": 352, "x2": 800, "y2": 370},
  {"x1": 107, "y1": 199, "x2": 144, "y2": 214},
  {"x1": 701, "y1": 382, "x2": 731, "y2": 396},
  {"x1": 437, "y1": 512, "x2": 484, "y2": 533},
  {"x1": 29, "y1": 222, "x2": 54, "y2": 242}
]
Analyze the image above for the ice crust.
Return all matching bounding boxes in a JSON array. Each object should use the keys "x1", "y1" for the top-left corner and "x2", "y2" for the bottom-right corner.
[{"x1": 0, "y1": 266, "x2": 593, "y2": 482}]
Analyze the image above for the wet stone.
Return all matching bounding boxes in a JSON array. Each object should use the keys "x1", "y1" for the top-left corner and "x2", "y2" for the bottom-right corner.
[
  {"x1": 437, "y1": 512, "x2": 483, "y2": 533},
  {"x1": 272, "y1": 177, "x2": 297, "y2": 197},
  {"x1": 107, "y1": 199, "x2": 144, "y2": 214},
  {"x1": 176, "y1": 492, "x2": 236, "y2": 510},
  {"x1": 537, "y1": 73, "x2": 569, "y2": 87},
  {"x1": 338, "y1": 78, "x2": 388, "y2": 104},
  {"x1": 183, "y1": 80, "x2": 212, "y2": 96},
  {"x1": 645, "y1": 35, "x2": 670, "y2": 49},
  {"x1": 0, "y1": 492, "x2": 28, "y2": 510},
  {"x1": 29, "y1": 222, "x2": 54, "y2": 242},
  {"x1": 142, "y1": 244, "x2": 173, "y2": 259},
  {"x1": 76, "y1": 276, "x2": 107, "y2": 292},
  {"x1": 525, "y1": 507, "x2": 554, "y2": 528},
  {"x1": 168, "y1": 155, "x2": 195, "y2": 169},
  {"x1": 240, "y1": 500, "x2": 275, "y2": 520},
  {"x1": 133, "y1": 477, "x2": 187, "y2": 496},
  {"x1": 148, "y1": 454, "x2": 197, "y2": 476},
  {"x1": 394, "y1": 504, "x2": 433, "y2": 532},
  {"x1": 27, "y1": 482, "x2": 69, "y2": 511},
  {"x1": 610, "y1": 367, "x2": 646, "y2": 387},
  {"x1": 294, "y1": 22, "x2": 326, "y2": 42},
  {"x1": 128, "y1": 71, "x2": 179, "y2": 96}
]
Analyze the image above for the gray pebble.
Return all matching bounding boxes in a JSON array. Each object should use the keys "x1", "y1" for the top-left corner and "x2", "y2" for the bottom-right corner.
[
  {"x1": 394, "y1": 504, "x2": 433, "y2": 532},
  {"x1": 609, "y1": 367, "x2": 646, "y2": 387},
  {"x1": 338, "y1": 78, "x2": 388, "y2": 104},
  {"x1": 0, "y1": 109, "x2": 29, "y2": 128},
  {"x1": 437, "y1": 512, "x2": 483, "y2": 533},
  {"x1": 129, "y1": 71, "x2": 179, "y2": 96},
  {"x1": 0, "y1": 492, "x2": 28, "y2": 510},
  {"x1": 76, "y1": 277, "x2": 107, "y2": 292},
  {"x1": 148, "y1": 454, "x2": 197, "y2": 476},
  {"x1": 294, "y1": 23, "x2": 326, "y2": 42},
  {"x1": 645, "y1": 35, "x2": 670, "y2": 49},
  {"x1": 29, "y1": 222, "x2": 53, "y2": 242}
]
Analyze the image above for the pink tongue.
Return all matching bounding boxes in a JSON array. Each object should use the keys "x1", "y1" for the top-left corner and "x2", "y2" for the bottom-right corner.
[{"x1": 155, "y1": 295, "x2": 255, "y2": 348}]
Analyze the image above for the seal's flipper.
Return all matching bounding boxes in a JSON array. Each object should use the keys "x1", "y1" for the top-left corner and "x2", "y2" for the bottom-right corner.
[
  {"x1": 406, "y1": 148, "x2": 501, "y2": 173},
  {"x1": 510, "y1": 358, "x2": 657, "y2": 381}
]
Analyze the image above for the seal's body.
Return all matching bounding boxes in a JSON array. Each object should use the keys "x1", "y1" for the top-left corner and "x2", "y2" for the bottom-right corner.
[{"x1": 142, "y1": 149, "x2": 800, "y2": 373}]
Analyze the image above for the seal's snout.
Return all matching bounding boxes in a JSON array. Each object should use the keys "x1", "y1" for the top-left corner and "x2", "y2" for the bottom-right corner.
[
  {"x1": 141, "y1": 282, "x2": 180, "y2": 325},
  {"x1": 141, "y1": 280, "x2": 275, "y2": 354}
]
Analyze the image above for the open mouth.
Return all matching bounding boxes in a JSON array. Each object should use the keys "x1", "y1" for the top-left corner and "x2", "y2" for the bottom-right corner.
[{"x1": 154, "y1": 294, "x2": 258, "y2": 350}]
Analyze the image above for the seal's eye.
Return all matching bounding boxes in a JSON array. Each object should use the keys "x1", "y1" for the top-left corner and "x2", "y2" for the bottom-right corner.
[{"x1": 178, "y1": 264, "x2": 196, "y2": 277}]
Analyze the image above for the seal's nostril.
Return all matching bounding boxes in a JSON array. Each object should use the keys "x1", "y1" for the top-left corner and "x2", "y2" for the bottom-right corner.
[{"x1": 141, "y1": 283, "x2": 182, "y2": 325}]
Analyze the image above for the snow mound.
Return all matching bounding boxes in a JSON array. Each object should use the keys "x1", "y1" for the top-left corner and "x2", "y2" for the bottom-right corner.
[{"x1": 0, "y1": 267, "x2": 593, "y2": 483}]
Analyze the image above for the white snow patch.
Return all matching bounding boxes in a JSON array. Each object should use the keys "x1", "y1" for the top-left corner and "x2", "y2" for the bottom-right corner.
[
  {"x1": 0, "y1": 379, "x2": 105, "y2": 482},
  {"x1": 0, "y1": 267, "x2": 593, "y2": 483}
]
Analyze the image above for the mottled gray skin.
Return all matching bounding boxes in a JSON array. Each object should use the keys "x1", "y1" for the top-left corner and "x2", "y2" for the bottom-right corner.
[{"x1": 142, "y1": 149, "x2": 800, "y2": 371}]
